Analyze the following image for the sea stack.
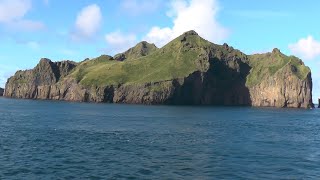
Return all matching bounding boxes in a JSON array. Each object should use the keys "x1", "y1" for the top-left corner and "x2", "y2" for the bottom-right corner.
[{"x1": 318, "y1": 98, "x2": 320, "y2": 108}]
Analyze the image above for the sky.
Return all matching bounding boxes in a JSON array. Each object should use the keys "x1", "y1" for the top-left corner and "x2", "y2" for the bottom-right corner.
[{"x1": 1, "y1": 0, "x2": 320, "y2": 102}]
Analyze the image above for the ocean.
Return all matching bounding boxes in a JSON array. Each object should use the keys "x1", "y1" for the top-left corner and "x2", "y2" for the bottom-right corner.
[{"x1": 0, "y1": 97, "x2": 320, "y2": 179}]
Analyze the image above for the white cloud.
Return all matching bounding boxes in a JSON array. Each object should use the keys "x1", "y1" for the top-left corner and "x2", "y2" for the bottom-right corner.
[
  {"x1": 145, "y1": 27, "x2": 173, "y2": 48},
  {"x1": 72, "y1": 4, "x2": 102, "y2": 41},
  {"x1": 0, "y1": 0, "x2": 31, "y2": 23},
  {"x1": 0, "y1": 0, "x2": 44, "y2": 31},
  {"x1": 120, "y1": 0, "x2": 160, "y2": 16},
  {"x1": 289, "y1": 36, "x2": 320, "y2": 60},
  {"x1": 105, "y1": 31, "x2": 137, "y2": 53},
  {"x1": 144, "y1": 0, "x2": 229, "y2": 47}
]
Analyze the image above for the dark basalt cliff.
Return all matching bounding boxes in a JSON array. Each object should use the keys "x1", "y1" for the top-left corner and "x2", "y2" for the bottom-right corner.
[
  {"x1": 4, "y1": 31, "x2": 314, "y2": 108},
  {"x1": 5, "y1": 59, "x2": 77, "y2": 99},
  {"x1": 0, "y1": 88, "x2": 3, "y2": 96}
]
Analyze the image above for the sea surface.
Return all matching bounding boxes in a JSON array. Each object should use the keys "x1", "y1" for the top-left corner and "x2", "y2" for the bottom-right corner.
[{"x1": 0, "y1": 98, "x2": 320, "y2": 179}]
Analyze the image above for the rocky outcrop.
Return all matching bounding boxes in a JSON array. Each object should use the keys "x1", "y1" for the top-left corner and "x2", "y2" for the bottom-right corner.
[
  {"x1": 114, "y1": 41, "x2": 158, "y2": 61},
  {"x1": 5, "y1": 58, "x2": 77, "y2": 99},
  {"x1": 4, "y1": 31, "x2": 314, "y2": 108},
  {"x1": 249, "y1": 66, "x2": 313, "y2": 108}
]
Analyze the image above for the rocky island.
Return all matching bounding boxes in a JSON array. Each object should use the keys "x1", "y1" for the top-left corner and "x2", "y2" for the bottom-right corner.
[{"x1": 4, "y1": 30, "x2": 314, "y2": 108}]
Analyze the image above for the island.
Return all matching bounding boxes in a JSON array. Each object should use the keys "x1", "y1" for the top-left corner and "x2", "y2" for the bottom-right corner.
[
  {"x1": 0, "y1": 88, "x2": 3, "y2": 96},
  {"x1": 4, "y1": 30, "x2": 314, "y2": 108}
]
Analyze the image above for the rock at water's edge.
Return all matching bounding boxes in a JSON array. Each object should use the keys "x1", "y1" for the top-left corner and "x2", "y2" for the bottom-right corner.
[{"x1": 0, "y1": 88, "x2": 3, "y2": 96}]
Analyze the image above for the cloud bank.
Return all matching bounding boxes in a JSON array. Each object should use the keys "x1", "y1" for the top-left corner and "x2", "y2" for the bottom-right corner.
[
  {"x1": 72, "y1": 4, "x2": 102, "y2": 41},
  {"x1": 289, "y1": 36, "x2": 320, "y2": 60},
  {"x1": 144, "y1": 0, "x2": 229, "y2": 47},
  {"x1": 0, "y1": 0, "x2": 45, "y2": 31}
]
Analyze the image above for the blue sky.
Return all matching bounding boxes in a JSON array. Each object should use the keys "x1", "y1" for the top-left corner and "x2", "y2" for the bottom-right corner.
[{"x1": 1, "y1": 0, "x2": 320, "y2": 102}]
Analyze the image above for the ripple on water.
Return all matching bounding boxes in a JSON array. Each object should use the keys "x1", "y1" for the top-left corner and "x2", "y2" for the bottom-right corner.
[{"x1": 1, "y1": 99, "x2": 320, "y2": 179}]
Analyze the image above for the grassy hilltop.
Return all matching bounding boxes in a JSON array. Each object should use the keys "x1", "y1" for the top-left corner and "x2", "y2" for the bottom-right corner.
[{"x1": 69, "y1": 30, "x2": 310, "y2": 88}]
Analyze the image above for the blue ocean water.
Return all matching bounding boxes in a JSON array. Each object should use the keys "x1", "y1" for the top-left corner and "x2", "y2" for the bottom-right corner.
[{"x1": 0, "y1": 98, "x2": 320, "y2": 179}]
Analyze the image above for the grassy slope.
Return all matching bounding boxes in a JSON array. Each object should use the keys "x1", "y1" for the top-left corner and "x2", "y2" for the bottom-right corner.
[
  {"x1": 67, "y1": 31, "x2": 310, "y2": 88},
  {"x1": 70, "y1": 33, "x2": 212, "y2": 87},
  {"x1": 246, "y1": 50, "x2": 310, "y2": 87},
  {"x1": 114, "y1": 41, "x2": 158, "y2": 61}
]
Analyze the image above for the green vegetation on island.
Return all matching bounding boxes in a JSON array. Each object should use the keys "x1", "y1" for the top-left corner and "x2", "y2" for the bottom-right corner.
[
  {"x1": 4, "y1": 30, "x2": 313, "y2": 108},
  {"x1": 70, "y1": 31, "x2": 310, "y2": 89}
]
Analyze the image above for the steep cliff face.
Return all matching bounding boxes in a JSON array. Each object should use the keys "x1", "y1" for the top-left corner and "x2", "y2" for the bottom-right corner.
[
  {"x1": 247, "y1": 49, "x2": 313, "y2": 108},
  {"x1": 5, "y1": 59, "x2": 77, "y2": 99},
  {"x1": 4, "y1": 31, "x2": 314, "y2": 108},
  {"x1": 249, "y1": 65, "x2": 313, "y2": 108}
]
